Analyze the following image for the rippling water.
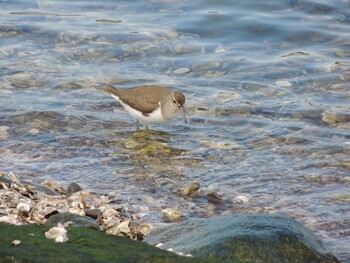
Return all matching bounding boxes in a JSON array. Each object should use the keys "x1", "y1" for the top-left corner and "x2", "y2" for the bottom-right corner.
[{"x1": 1, "y1": 0, "x2": 349, "y2": 261}]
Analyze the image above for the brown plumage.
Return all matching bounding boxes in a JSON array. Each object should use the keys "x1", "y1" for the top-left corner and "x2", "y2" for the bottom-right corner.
[
  {"x1": 95, "y1": 84, "x2": 187, "y2": 124},
  {"x1": 96, "y1": 85, "x2": 171, "y2": 114}
]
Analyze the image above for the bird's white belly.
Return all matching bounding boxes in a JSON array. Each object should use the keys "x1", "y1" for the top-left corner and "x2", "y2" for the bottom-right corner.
[{"x1": 112, "y1": 95, "x2": 168, "y2": 124}]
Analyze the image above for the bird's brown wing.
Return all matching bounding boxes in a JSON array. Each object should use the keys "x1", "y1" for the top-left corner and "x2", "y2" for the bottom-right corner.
[{"x1": 113, "y1": 85, "x2": 170, "y2": 115}]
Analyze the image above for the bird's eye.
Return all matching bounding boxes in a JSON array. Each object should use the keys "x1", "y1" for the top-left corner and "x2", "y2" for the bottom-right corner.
[{"x1": 173, "y1": 99, "x2": 177, "y2": 104}]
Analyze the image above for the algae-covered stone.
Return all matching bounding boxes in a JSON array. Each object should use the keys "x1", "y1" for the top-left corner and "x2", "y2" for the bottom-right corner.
[
  {"x1": 146, "y1": 214, "x2": 340, "y2": 263},
  {"x1": 0, "y1": 223, "x2": 209, "y2": 263}
]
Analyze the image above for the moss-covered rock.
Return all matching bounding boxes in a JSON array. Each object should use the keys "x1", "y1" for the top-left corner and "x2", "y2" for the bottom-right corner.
[
  {"x1": 0, "y1": 223, "x2": 213, "y2": 263},
  {"x1": 145, "y1": 214, "x2": 340, "y2": 263}
]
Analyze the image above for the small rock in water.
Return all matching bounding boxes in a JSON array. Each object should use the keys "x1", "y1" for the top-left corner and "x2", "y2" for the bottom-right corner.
[
  {"x1": 275, "y1": 80, "x2": 292, "y2": 87},
  {"x1": 176, "y1": 183, "x2": 200, "y2": 197},
  {"x1": 161, "y1": 208, "x2": 184, "y2": 221},
  {"x1": 172, "y1": 67, "x2": 191, "y2": 75},
  {"x1": 322, "y1": 110, "x2": 350, "y2": 125},
  {"x1": 28, "y1": 128, "x2": 40, "y2": 134},
  {"x1": 0, "y1": 126, "x2": 10, "y2": 140},
  {"x1": 207, "y1": 192, "x2": 225, "y2": 205}
]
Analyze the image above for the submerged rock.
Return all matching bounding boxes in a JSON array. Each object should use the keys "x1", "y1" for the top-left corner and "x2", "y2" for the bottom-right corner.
[
  {"x1": 322, "y1": 110, "x2": 350, "y2": 125},
  {"x1": 145, "y1": 214, "x2": 340, "y2": 263}
]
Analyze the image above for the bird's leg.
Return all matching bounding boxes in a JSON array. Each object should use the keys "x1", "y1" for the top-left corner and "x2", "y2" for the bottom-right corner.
[
  {"x1": 136, "y1": 120, "x2": 141, "y2": 131},
  {"x1": 144, "y1": 124, "x2": 150, "y2": 132}
]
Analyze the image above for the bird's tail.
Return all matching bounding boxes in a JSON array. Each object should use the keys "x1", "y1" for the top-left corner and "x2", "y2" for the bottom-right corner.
[{"x1": 95, "y1": 84, "x2": 119, "y2": 96}]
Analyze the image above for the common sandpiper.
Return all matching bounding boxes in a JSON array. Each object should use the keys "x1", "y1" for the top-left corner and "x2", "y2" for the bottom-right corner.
[{"x1": 96, "y1": 84, "x2": 187, "y2": 127}]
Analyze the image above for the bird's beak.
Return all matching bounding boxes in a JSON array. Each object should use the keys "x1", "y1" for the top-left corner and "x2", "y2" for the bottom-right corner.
[{"x1": 180, "y1": 107, "x2": 187, "y2": 123}]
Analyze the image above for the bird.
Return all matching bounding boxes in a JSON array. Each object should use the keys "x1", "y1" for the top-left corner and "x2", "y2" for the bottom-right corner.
[{"x1": 96, "y1": 84, "x2": 187, "y2": 128}]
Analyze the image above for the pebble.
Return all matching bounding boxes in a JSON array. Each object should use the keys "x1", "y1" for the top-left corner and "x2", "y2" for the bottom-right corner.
[
  {"x1": 67, "y1": 182, "x2": 82, "y2": 194},
  {"x1": 172, "y1": 67, "x2": 191, "y2": 75},
  {"x1": 161, "y1": 208, "x2": 184, "y2": 221},
  {"x1": 28, "y1": 128, "x2": 40, "y2": 134},
  {"x1": 45, "y1": 223, "x2": 69, "y2": 243},
  {"x1": 275, "y1": 80, "x2": 292, "y2": 87},
  {"x1": 0, "y1": 126, "x2": 10, "y2": 140},
  {"x1": 207, "y1": 192, "x2": 225, "y2": 205},
  {"x1": 17, "y1": 203, "x2": 32, "y2": 213},
  {"x1": 11, "y1": 240, "x2": 21, "y2": 246}
]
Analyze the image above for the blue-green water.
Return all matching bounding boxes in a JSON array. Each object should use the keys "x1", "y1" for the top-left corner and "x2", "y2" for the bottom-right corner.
[{"x1": 1, "y1": 0, "x2": 349, "y2": 260}]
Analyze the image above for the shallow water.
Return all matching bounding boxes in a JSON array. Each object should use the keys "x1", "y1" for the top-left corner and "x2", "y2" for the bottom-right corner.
[{"x1": 1, "y1": 0, "x2": 349, "y2": 261}]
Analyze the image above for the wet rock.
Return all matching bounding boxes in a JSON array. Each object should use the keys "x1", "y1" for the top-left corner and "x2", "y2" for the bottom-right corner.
[
  {"x1": 275, "y1": 80, "x2": 292, "y2": 87},
  {"x1": 41, "y1": 181, "x2": 66, "y2": 195},
  {"x1": 162, "y1": 208, "x2": 185, "y2": 221},
  {"x1": 4, "y1": 71, "x2": 46, "y2": 88},
  {"x1": 173, "y1": 68, "x2": 191, "y2": 75},
  {"x1": 28, "y1": 128, "x2": 40, "y2": 134},
  {"x1": 146, "y1": 214, "x2": 340, "y2": 263},
  {"x1": 66, "y1": 182, "x2": 82, "y2": 194},
  {"x1": 43, "y1": 207, "x2": 59, "y2": 219},
  {"x1": 176, "y1": 183, "x2": 200, "y2": 197},
  {"x1": 46, "y1": 212, "x2": 99, "y2": 230},
  {"x1": 300, "y1": 108, "x2": 323, "y2": 120},
  {"x1": 200, "y1": 140, "x2": 239, "y2": 150},
  {"x1": 206, "y1": 192, "x2": 225, "y2": 205},
  {"x1": 322, "y1": 110, "x2": 350, "y2": 125},
  {"x1": 138, "y1": 223, "x2": 152, "y2": 237},
  {"x1": 0, "y1": 126, "x2": 9, "y2": 140},
  {"x1": 22, "y1": 181, "x2": 61, "y2": 197},
  {"x1": 84, "y1": 208, "x2": 101, "y2": 220},
  {"x1": 213, "y1": 92, "x2": 242, "y2": 103}
]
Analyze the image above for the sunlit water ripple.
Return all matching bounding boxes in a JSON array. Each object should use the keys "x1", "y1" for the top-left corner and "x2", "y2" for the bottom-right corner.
[{"x1": 1, "y1": 0, "x2": 349, "y2": 261}]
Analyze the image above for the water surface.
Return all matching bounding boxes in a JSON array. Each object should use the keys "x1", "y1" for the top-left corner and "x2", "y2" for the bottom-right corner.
[{"x1": 1, "y1": 0, "x2": 349, "y2": 261}]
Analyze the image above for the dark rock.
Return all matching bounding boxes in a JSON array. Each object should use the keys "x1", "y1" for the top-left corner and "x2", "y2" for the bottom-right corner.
[
  {"x1": 145, "y1": 214, "x2": 340, "y2": 263},
  {"x1": 22, "y1": 181, "x2": 61, "y2": 196},
  {"x1": 46, "y1": 212, "x2": 99, "y2": 230},
  {"x1": 43, "y1": 209, "x2": 59, "y2": 219},
  {"x1": 67, "y1": 182, "x2": 82, "y2": 194},
  {"x1": 84, "y1": 208, "x2": 101, "y2": 220},
  {"x1": 206, "y1": 192, "x2": 225, "y2": 205}
]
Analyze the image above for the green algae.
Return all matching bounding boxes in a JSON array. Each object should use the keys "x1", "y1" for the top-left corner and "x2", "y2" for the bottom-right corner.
[{"x1": 0, "y1": 223, "x2": 211, "y2": 263}]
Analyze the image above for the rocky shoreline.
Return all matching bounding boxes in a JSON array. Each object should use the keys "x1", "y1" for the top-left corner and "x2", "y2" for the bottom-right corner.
[
  {"x1": 0, "y1": 171, "x2": 151, "y2": 241},
  {"x1": 0, "y1": 171, "x2": 341, "y2": 262}
]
